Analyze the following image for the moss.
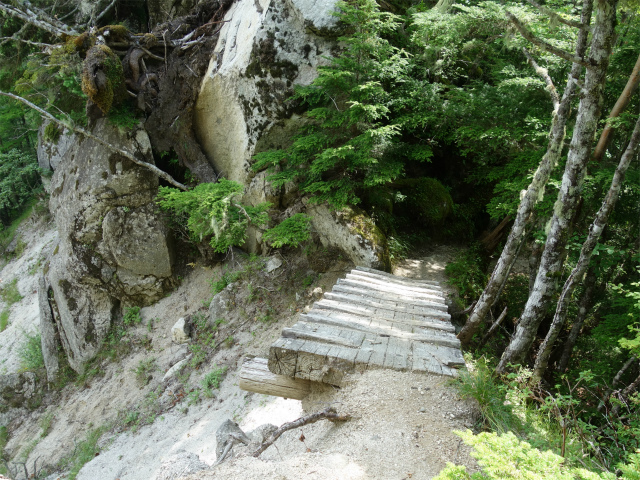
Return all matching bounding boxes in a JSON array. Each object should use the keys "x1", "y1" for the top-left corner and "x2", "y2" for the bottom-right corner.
[
  {"x1": 343, "y1": 207, "x2": 391, "y2": 271},
  {"x1": 81, "y1": 45, "x2": 125, "y2": 114},
  {"x1": 43, "y1": 122, "x2": 62, "y2": 144}
]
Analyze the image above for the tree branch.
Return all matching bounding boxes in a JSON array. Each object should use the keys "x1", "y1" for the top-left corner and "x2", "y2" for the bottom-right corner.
[
  {"x1": 523, "y1": 47, "x2": 560, "y2": 110},
  {"x1": 0, "y1": 91, "x2": 188, "y2": 191},
  {"x1": 506, "y1": 10, "x2": 593, "y2": 69},
  {"x1": 0, "y1": 36, "x2": 54, "y2": 48},
  {"x1": 0, "y1": 0, "x2": 78, "y2": 37},
  {"x1": 251, "y1": 408, "x2": 351, "y2": 457},
  {"x1": 592, "y1": 52, "x2": 640, "y2": 162},
  {"x1": 525, "y1": 0, "x2": 588, "y2": 30}
]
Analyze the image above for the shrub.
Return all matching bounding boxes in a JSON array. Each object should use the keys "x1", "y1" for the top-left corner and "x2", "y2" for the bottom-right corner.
[
  {"x1": 0, "y1": 309, "x2": 8, "y2": 332},
  {"x1": 157, "y1": 180, "x2": 270, "y2": 253},
  {"x1": 123, "y1": 306, "x2": 142, "y2": 326},
  {"x1": 262, "y1": 213, "x2": 312, "y2": 248},
  {"x1": 445, "y1": 246, "x2": 487, "y2": 303}
]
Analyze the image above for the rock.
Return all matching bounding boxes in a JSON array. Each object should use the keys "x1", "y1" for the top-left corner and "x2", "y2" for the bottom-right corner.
[
  {"x1": 194, "y1": 0, "x2": 338, "y2": 200},
  {"x1": 153, "y1": 449, "x2": 208, "y2": 480},
  {"x1": 306, "y1": 204, "x2": 390, "y2": 271},
  {"x1": 45, "y1": 119, "x2": 174, "y2": 373},
  {"x1": 162, "y1": 355, "x2": 192, "y2": 382},
  {"x1": 216, "y1": 419, "x2": 251, "y2": 460},
  {"x1": 265, "y1": 256, "x2": 283, "y2": 273},
  {"x1": 0, "y1": 372, "x2": 40, "y2": 409},
  {"x1": 171, "y1": 318, "x2": 190, "y2": 344},
  {"x1": 38, "y1": 276, "x2": 59, "y2": 383},
  {"x1": 208, "y1": 284, "x2": 235, "y2": 327},
  {"x1": 247, "y1": 423, "x2": 277, "y2": 446},
  {"x1": 37, "y1": 121, "x2": 76, "y2": 173}
]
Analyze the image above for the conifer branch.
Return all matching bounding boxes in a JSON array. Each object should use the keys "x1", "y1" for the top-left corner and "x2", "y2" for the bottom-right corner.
[
  {"x1": 525, "y1": 0, "x2": 588, "y2": 30},
  {"x1": 0, "y1": 91, "x2": 188, "y2": 191},
  {"x1": 506, "y1": 10, "x2": 593, "y2": 69}
]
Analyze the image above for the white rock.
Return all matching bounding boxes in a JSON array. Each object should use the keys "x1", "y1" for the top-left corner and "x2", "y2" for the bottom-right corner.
[
  {"x1": 162, "y1": 355, "x2": 192, "y2": 382},
  {"x1": 265, "y1": 256, "x2": 283, "y2": 273},
  {"x1": 171, "y1": 318, "x2": 190, "y2": 344}
]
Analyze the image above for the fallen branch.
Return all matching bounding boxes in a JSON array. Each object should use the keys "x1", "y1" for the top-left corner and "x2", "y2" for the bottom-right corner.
[
  {"x1": 0, "y1": 91, "x2": 188, "y2": 191},
  {"x1": 478, "y1": 306, "x2": 508, "y2": 348},
  {"x1": 251, "y1": 407, "x2": 351, "y2": 457}
]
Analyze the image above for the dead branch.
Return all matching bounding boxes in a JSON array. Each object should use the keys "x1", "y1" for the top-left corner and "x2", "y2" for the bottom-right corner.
[
  {"x1": 478, "y1": 307, "x2": 508, "y2": 348},
  {"x1": 0, "y1": 22, "x2": 29, "y2": 47},
  {"x1": 592, "y1": 52, "x2": 640, "y2": 162},
  {"x1": 506, "y1": 10, "x2": 593, "y2": 69},
  {"x1": 0, "y1": 91, "x2": 188, "y2": 191},
  {"x1": 251, "y1": 408, "x2": 351, "y2": 457},
  {"x1": 525, "y1": 0, "x2": 587, "y2": 30},
  {"x1": 0, "y1": 0, "x2": 78, "y2": 37},
  {"x1": 94, "y1": 0, "x2": 118, "y2": 24},
  {"x1": 523, "y1": 47, "x2": 560, "y2": 109}
]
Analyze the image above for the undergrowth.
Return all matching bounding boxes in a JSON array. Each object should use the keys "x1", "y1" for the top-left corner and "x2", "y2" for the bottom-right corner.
[
  {"x1": 18, "y1": 331, "x2": 44, "y2": 371},
  {"x1": 57, "y1": 425, "x2": 108, "y2": 480},
  {"x1": 0, "y1": 278, "x2": 23, "y2": 305}
]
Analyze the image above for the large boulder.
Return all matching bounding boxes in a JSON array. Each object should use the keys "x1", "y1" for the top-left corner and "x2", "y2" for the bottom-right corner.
[
  {"x1": 194, "y1": 0, "x2": 339, "y2": 192},
  {"x1": 43, "y1": 119, "x2": 174, "y2": 372}
]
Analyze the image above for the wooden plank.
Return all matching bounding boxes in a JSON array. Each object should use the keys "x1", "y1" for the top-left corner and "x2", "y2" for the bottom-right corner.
[
  {"x1": 333, "y1": 284, "x2": 451, "y2": 317},
  {"x1": 239, "y1": 357, "x2": 311, "y2": 400},
  {"x1": 428, "y1": 344, "x2": 466, "y2": 368},
  {"x1": 412, "y1": 342, "x2": 443, "y2": 376},
  {"x1": 311, "y1": 305, "x2": 452, "y2": 332},
  {"x1": 383, "y1": 336, "x2": 410, "y2": 371},
  {"x1": 268, "y1": 338, "x2": 305, "y2": 377},
  {"x1": 324, "y1": 291, "x2": 448, "y2": 319},
  {"x1": 354, "y1": 266, "x2": 442, "y2": 288},
  {"x1": 295, "y1": 341, "x2": 332, "y2": 383},
  {"x1": 281, "y1": 321, "x2": 365, "y2": 348},
  {"x1": 337, "y1": 279, "x2": 448, "y2": 310},
  {"x1": 316, "y1": 299, "x2": 448, "y2": 327},
  {"x1": 346, "y1": 273, "x2": 444, "y2": 297},
  {"x1": 366, "y1": 335, "x2": 390, "y2": 367}
]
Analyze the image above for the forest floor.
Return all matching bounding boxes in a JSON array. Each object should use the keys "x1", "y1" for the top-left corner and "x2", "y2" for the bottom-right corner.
[{"x1": 0, "y1": 210, "x2": 478, "y2": 480}]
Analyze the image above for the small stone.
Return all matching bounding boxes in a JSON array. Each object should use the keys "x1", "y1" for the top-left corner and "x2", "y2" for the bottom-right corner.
[
  {"x1": 265, "y1": 256, "x2": 283, "y2": 273},
  {"x1": 171, "y1": 318, "x2": 190, "y2": 344},
  {"x1": 419, "y1": 407, "x2": 426, "y2": 413}
]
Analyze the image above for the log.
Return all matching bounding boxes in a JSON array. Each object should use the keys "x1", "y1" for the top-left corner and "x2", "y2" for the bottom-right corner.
[{"x1": 239, "y1": 357, "x2": 311, "y2": 400}]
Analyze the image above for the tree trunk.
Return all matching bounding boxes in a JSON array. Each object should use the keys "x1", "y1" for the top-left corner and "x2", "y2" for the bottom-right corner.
[
  {"x1": 556, "y1": 266, "x2": 598, "y2": 373},
  {"x1": 532, "y1": 113, "x2": 640, "y2": 381},
  {"x1": 457, "y1": 0, "x2": 594, "y2": 345},
  {"x1": 529, "y1": 240, "x2": 543, "y2": 294},
  {"x1": 0, "y1": 1, "x2": 78, "y2": 37},
  {"x1": 497, "y1": 0, "x2": 619, "y2": 372}
]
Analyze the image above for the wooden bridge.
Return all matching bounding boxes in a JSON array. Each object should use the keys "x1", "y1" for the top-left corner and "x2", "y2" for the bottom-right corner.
[{"x1": 240, "y1": 266, "x2": 465, "y2": 400}]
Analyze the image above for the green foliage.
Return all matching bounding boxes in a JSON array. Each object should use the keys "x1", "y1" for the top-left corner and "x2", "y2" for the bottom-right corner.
[
  {"x1": 0, "y1": 309, "x2": 8, "y2": 332},
  {"x1": 445, "y1": 246, "x2": 487, "y2": 303},
  {"x1": 253, "y1": 0, "x2": 410, "y2": 209},
  {"x1": 43, "y1": 122, "x2": 62, "y2": 143},
  {"x1": 262, "y1": 213, "x2": 312, "y2": 248},
  {"x1": 40, "y1": 411, "x2": 54, "y2": 438},
  {"x1": 18, "y1": 331, "x2": 44, "y2": 371},
  {"x1": 434, "y1": 430, "x2": 610, "y2": 480},
  {"x1": 201, "y1": 366, "x2": 227, "y2": 398},
  {"x1": 157, "y1": 180, "x2": 270, "y2": 253},
  {"x1": 0, "y1": 150, "x2": 42, "y2": 227},
  {"x1": 107, "y1": 104, "x2": 140, "y2": 130},
  {"x1": 58, "y1": 425, "x2": 107, "y2": 480},
  {"x1": 0, "y1": 278, "x2": 23, "y2": 305},
  {"x1": 131, "y1": 358, "x2": 156, "y2": 386},
  {"x1": 453, "y1": 356, "x2": 522, "y2": 433},
  {"x1": 123, "y1": 306, "x2": 142, "y2": 326}
]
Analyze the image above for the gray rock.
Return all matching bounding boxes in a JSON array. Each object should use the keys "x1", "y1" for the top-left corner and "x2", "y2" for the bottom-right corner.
[
  {"x1": 265, "y1": 256, "x2": 283, "y2": 273},
  {"x1": 162, "y1": 355, "x2": 191, "y2": 382},
  {"x1": 216, "y1": 419, "x2": 251, "y2": 460},
  {"x1": 247, "y1": 423, "x2": 277, "y2": 446},
  {"x1": 153, "y1": 449, "x2": 208, "y2": 480},
  {"x1": 37, "y1": 121, "x2": 76, "y2": 173},
  {"x1": 45, "y1": 119, "x2": 174, "y2": 373},
  {"x1": 171, "y1": 318, "x2": 190, "y2": 344},
  {"x1": 38, "y1": 275, "x2": 59, "y2": 383},
  {"x1": 0, "y1": 372, "x2": 40, "y2": 409},
  {"x1": 208, "y1": 284, "x2": 235, "y2": 327}
]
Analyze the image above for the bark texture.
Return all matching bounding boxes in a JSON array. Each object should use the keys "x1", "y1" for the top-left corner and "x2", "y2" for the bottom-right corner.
[
  {"x1": 532, "y1": 113, "x2": 640, "y2": 381},
  {"x1": 457, "y1": 0, "x2": 594, "y2": 345},
  {"x1": 497, "y1": 0, "x2": 619, "y2": 372}
]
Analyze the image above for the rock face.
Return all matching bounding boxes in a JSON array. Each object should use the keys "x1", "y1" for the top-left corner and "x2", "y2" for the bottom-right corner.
[
  {"x1": 0, "y1": 372, "x2": 41, "y2": 409},
  {"x1": 194, "y1": 0, "x2": 338, "y2": 190},
  {"x1": 38, "y1": 276, "x2": 59, "y2": 383},
  {"x1": 306, "y1": 204, "x2": 391, "y2": 271},
  {"x1": 42, "y1": 119, "x2": 174, "y2": 372}
]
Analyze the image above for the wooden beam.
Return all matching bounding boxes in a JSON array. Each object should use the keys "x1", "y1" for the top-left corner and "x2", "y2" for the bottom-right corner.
[{"x1": 239, "y1": 357, "x2": 311, "y2": 400}]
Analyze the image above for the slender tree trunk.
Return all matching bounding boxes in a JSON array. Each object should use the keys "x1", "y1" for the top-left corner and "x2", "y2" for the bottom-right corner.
[
  {"x1": 0, "y1": 1, "x2": 78, "y2": 37},
  {"x1": 532, "y1": 113, "x2": 640, "y2": 381},
  {"x1": 592, "y1": 52, "x2": 640, "y2": 162},
  {"x1": 457, "y1": 0, "x2": 593, "y2": 345},
  {"x1": 599, "y1": 356, "x2": 637, "y2": 412},
  {"x1": 556, "y1": 266, "x2": 598, "y2": 372},
  {"x1": 497, "y1": 0, "x2": 619, "y2": 372},
  {"x1": 529, "y1": 240, "x2": 543, "y2": 294}
]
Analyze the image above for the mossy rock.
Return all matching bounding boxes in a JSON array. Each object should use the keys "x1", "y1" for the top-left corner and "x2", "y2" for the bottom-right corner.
[
  {"x1": 394, "y1": 177, "x2": 453, "y2": 226},
  {"x1": 81, "y1": 45, "x2": 126, "y2": 115},
  {"x1": 43, "y1": 122, "x2": 62, "y2": 144}
]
